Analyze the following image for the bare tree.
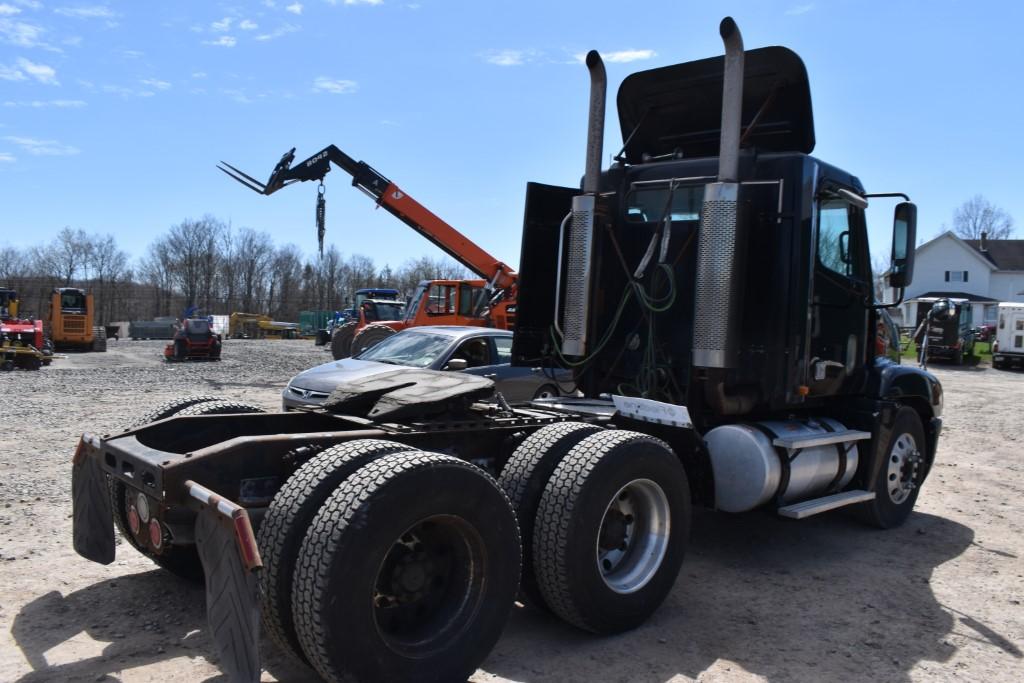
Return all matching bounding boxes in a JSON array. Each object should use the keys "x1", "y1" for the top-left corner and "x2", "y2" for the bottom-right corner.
[{"x1": 952, "y1": 195, "x2": 1015, "y2": 240}]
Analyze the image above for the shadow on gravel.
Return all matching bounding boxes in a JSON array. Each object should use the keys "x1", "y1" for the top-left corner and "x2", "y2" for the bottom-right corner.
[
  {"x1": 484, "y1": 509, "x2": 986, "y2": 683},
  {"x1": 10, "y1": 568, "x2": 318, "y2": 683}
]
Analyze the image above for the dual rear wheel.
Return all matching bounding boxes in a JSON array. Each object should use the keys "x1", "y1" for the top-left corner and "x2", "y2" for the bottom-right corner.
[
  {"x1": 499, "y1": 424, "x2": 692, "y2": 633},
  {"x1": 260, "y1": 442, "x2": 521, "y2": 683}
]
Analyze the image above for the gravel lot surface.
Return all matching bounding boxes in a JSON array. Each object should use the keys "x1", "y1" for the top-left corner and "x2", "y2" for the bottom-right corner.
[{"x1": 1, "y1": 340, "x2": 1022, "y2": 682}]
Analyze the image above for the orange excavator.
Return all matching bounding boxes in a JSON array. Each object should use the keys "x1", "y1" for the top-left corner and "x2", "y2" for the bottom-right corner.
[{"x1": 219, "y1": 146, "x2": 518, "y2": 358}]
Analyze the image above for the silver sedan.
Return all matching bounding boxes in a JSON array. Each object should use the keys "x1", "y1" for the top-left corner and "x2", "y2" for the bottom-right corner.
[{"x1": 283, "y1": 326, "x2": 572, "y2": 410}]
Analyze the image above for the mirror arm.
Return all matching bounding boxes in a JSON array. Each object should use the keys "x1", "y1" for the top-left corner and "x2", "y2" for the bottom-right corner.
[{"x1": 869, "y1": 286, "x2": 905, "y2": 310}]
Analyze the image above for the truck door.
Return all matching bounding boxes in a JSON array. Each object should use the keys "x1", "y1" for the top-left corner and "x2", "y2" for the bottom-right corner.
[{"x1": 809, "y1": 189, "x2": 871, "y2": 396}]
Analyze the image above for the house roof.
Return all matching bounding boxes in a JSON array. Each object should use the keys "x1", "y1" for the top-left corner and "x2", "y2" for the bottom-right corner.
[
  {"x1": 912, "y1": 290, "x2": 1000, "y2": 303},
  {"x1": 963, "y1": 239, "x2": 1024, "y2": 271},
  {"x1": 915, "y1": 231, "x2": 997, "y2": 270}
]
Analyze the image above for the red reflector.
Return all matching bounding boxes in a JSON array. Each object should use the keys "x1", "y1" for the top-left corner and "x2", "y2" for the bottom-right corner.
[
  {"x1": 73, "y1": 437, "x2": 88, "y2": 465},
  {"x1": 232, "y1": 512, "x2": 262, "y2": 572},
  {"x1": 149, "y1": 519, "x2": 163, "y2": 549},
  {"x1": 128, "y1": 505, "x2": 141, "y2": 535}
]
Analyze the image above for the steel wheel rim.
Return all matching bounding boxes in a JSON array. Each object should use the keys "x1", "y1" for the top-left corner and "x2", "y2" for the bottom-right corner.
[
  {"x1": 372, "y1": 515, "x2": 484, "y2": 657},
  {"x1": 595, "y1": 478, "x2": 670, "y2": 594},
  {"x1": 886, "y1": 433, "x2": 921, "y2": 504}
]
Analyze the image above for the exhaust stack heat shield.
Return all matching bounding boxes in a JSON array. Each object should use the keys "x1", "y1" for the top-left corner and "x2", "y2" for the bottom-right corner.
[
  {"x1": 693, "y1": 183, "x2": 744, "y2": 368},
  {"x1": 561, "y1": 194, "x2": 596, "y2": 357}
]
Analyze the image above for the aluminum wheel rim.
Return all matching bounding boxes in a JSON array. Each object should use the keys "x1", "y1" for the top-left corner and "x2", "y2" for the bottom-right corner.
[
  {"x1": 886, "y1": 433, "x2": 921, "y2": 505},
  {"x1": 595, "y1": 478, "x2": 670, "y2": 594}
]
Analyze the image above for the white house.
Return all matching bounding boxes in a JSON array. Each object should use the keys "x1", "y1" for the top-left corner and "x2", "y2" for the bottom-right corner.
[{"x1": 891, "y1": 231, "x2": 1024, "y2": 327}]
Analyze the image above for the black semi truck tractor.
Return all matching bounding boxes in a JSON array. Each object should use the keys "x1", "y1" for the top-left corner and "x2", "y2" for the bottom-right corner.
[{"x1": 71, "y1": 17, "x2": 942, "y2": 683}]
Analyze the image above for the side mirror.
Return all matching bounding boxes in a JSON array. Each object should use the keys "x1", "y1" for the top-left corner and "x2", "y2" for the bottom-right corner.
[
  {"x1": 444, "y1": 358, "x2": 468, "y2": 371},
  {"x1": 889, "y1": 202, "x2": 916, "y2": 288}
]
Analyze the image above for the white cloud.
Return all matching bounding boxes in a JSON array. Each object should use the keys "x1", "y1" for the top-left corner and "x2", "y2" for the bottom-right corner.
[
  {"x1": 262, "y1": 0, "x2": 276, "y2": 7},
  {"x1": 0, "y1": 62, "x2": 26, "y2": 80},
  {"x1": 483, "y1": 49, "x2": 529, "y2": 66},
  {"x1": 0, "y1": 151, "x2": 15, "y2": 162},
  {"x1": 0, "y1": 4, "x2": 22, "y2": 16},
  {"x1": 191, "y1": 71, "x2": 207, "y2": 79},
  {"x1": 4, "y1": 98, "x2": 86, "y2": 107},
  {"x1": 16, "y1": 56, "x2": 57, "y2": 83},
  {"x1": 204, "y1": 35, "x2": 237, "y2": 47},
  {"x1": 573, "y1": 49, "x2": 655, "y2": 64},
  {"x1": 14, "y1": 0, "x2": 42, "y2": 8},
  {"x1": 3, "y1": 135, "x2": 80, "y2": 156},
  {"x1": 312, "y1": 76, "x2": 357, "y2": 94},
  {"x1": 1, "y1": 57, "x2": 58, "y2": 84},
  {"x1": 285, "y1": 2, "x2": 302, "y2": 14},
  {"x1": 54, "y1": 6, "x2": 117, "y2": 19},
  {"x1": 0, "y1": 17, "x2": 53, "y2": 49},
  {"x1": 239, "y1": 19, "x2": 257, "y2": 30},
  {"x1": 119, "y1": 48, "x2": 143, "y2": 59},
  {"x1": 221, "y1": 88, "x2": 253, "y2": 104},
  {"x1": 63, "y1": 35, "x2": 83, "y2": 46},
  {"x1": 211, "y1": 17, "x2": 232, "y2": 32},
  {"x1": 255, "y1": 22, "x2": 298, "y2": 41},
  {"x1": 140, "y1": 78, "x2": 170, "y2": 90},
  {"x1": 786, "y1": 3, "x2": 815, "y2": 15},
  {"x1": 340, "y1": 0, "x2": 383, "y2": 5}
]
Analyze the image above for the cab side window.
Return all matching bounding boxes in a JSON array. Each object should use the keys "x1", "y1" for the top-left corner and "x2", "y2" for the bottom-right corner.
[{"x1": 818, "y1": 199, "x2": 858, "y2": 278}]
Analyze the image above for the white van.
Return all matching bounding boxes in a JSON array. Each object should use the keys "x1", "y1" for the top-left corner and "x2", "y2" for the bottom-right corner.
[{"x1": 992, "y1": 302, "x2": 1024, "y2": 369}]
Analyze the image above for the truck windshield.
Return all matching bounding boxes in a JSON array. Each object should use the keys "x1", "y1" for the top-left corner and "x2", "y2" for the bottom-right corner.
[{"x1": 625, "y1": 185, "x2": 704, "y2": 222}]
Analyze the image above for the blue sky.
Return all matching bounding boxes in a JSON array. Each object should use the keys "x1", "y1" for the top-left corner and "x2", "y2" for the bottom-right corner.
[{"x1": 1, "y1": 0, "x2": 1022, "y2": 271}]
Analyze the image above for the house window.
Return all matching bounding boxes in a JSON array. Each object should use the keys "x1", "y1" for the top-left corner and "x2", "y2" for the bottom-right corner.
[
  {"x1": 945, "y1": 270, "x2": 968, "y2": 283},
  {"x1": 984, "y1": 304, "x2": 998, "y2": 323}
]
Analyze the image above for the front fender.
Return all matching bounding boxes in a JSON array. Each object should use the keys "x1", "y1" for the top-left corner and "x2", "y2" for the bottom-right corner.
[
  {"x1": 866, "y1": 357, "x2": 942, "y2": 417},
  {"x1": 865, "y1": 357, "x2": 943, "y2": 475}
]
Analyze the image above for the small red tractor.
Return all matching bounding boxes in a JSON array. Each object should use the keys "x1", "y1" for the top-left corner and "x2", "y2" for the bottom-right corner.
[
  {"x1": 0, "y1": 288, "x2": 51, "y2": 370},
  {"x1": 164, "y1": 318, "x2": 222, "y2": 362}
]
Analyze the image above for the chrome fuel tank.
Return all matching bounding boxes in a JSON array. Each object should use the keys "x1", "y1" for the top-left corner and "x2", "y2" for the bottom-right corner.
[{"x1": 705, "y1": 418, "x2": 859, "y2": 513}]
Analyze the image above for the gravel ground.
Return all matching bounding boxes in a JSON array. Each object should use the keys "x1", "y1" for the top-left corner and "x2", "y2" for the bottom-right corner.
[{"x1": 1, "y1": 339, "x2": 1022, "y2": 682}]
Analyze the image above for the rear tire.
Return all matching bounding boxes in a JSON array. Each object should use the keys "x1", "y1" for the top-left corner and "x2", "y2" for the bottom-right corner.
[
  {"x1": 129, "y1": 395, "x2": 223, "y2": 428},
  {"x1": 293, "y1": 452, "x2": 520, "y2": 683},
  {"x1": 857, "y1": 407, "x2": 927, "y2": 529},
  {"x1": 330, "y1": 321, "x2": 359, "y2": 360},
  {"x1": 352, "y1": 323, "x2": 397, "y2": 356},
  {"x1": 175, "y1": 400, "x2": 265, "y2": 417},
  {"x1": 499, "y1": 422, "x2": 602, "y2": 606},
  {"x1": 533, "y1": 430, "x2": 690, "y2": 634},
  {"x1": 258, "y1": 439, "x2": 417, "y2": 662}
]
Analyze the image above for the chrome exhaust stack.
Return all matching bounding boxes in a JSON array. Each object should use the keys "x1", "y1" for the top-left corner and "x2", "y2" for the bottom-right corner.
[
  {"x1": 561, "y1": 50, "x2": 606, "y2": 357},
  {"x1": 693, "y1": 17, "x2": 747, "y2": 369}
]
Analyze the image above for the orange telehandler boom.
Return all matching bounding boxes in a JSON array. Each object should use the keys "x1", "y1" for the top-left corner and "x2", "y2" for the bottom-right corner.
[{"x1": 218, "y1": 146, "x2": 518, "y2": 297}]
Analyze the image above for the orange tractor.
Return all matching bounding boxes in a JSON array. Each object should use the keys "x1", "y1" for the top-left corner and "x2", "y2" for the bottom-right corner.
[{"x1": 219, "y1": 145, "x2": 518, "y2": 359}]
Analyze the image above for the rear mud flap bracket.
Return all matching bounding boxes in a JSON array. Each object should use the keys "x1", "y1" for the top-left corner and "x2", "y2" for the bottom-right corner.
[{"x1": 189, "y1": 480, "x2": 263, "y2": 683}]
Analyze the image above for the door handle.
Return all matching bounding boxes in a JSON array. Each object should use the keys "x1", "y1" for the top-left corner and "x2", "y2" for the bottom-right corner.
[{"x1": 483, "y1": 373, "x2": 497, "y2": 379}]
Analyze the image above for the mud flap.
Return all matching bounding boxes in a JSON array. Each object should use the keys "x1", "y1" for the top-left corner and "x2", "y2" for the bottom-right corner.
[
  {"x1": 71, "y1": 435, "x2": 115, "y2": 564},
  {"x1": 192, "y1": 485, "x2": 262, "y2": 683}
]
